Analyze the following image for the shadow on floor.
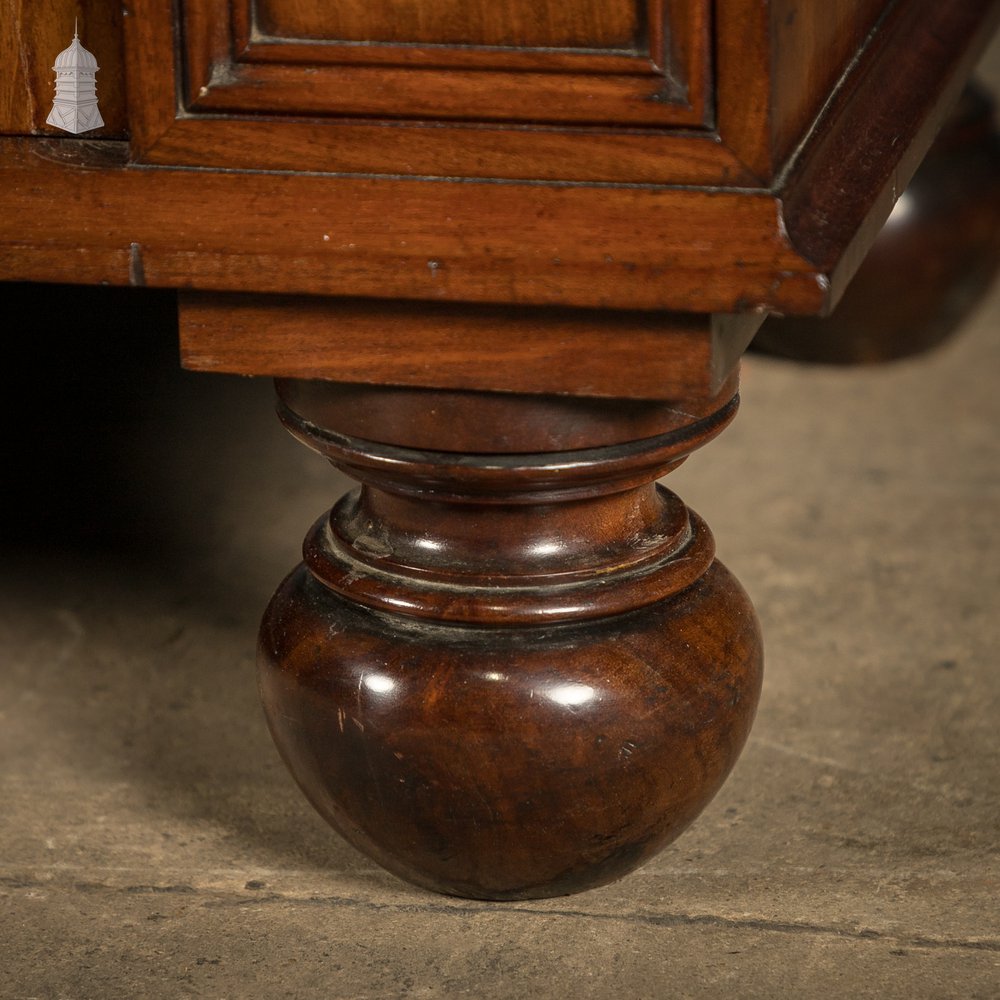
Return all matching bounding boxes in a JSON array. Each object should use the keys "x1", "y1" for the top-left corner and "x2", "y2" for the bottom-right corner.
[{"x1": 2, "y1": 281, "x2": 377, "y2": 878}]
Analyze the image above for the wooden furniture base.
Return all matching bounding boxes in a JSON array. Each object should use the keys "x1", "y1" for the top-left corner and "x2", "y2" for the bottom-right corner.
[
  {"x1": 3, "y1": 0, "x2": 996, "y2": 902},
  {"x1": 754, "y1": 84, "x2": 1000, "y2": 363},
  {"x1": 257, "y1": 378, "x2": 762, "y2": 899}
]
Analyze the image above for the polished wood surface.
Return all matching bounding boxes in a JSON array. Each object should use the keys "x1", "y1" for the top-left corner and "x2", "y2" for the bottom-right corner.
[
  {"x1": 757, "y1": 84, "x2": 1000, "y2": 363},
  {"x1": 780, "y1": 0, "x2": 998, "y2": 306},
  {"x1": 257, "y1": 0, "x2": 642, "y2": 48},
  {"x1": 0, "y1": 143, "x2": 816, "y2": 312},
  {"x1": 167, "y1": 0, "x2": 708, "y2": 134},
  {"x1": 179, "y1": 296, "x2": 762, "y2": 399},
  {"x1": 270, "y1": 377, "x2": 737, "y2": 452},
  {"x1": 1, "y1": 0, "x2": 997, "y2": 901},
  {"x1": 261, "y1": 561, "x2": 762, "y2": 900},
  {"x1": 259, "y1": 378, "x2": 762, "y2": 899},
  {"x1": 769, "y1": 0, "x2": 885, "y2": 168},
  {"x1": 717, "y1": 0, "x2": 885, "y2": 178},
  {"x1": 1, "y1": 0, "x2": 994, "y2": 318}
]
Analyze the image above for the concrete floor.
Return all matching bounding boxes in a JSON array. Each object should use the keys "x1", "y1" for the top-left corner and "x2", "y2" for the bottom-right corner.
[{"x1": 3, "y1": 51, "x2": 1000, "y2": 1000}]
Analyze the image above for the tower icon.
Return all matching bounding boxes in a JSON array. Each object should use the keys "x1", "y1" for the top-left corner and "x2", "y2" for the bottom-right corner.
[{"x1": 46, "y1": 21, "x2": 104, "y2": 134}]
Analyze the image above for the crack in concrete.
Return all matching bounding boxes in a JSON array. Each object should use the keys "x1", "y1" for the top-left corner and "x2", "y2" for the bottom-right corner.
[
  {"x1": 211, "y1": 893, "x2": 1000, "y2": 953},
  {"x1": 10, "y1": 878, "x2": 989, "y2": 954}
]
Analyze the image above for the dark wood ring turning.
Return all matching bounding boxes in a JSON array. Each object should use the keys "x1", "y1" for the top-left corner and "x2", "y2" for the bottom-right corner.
[{"x1": 258, "y1": 378, "x2": 763, "y2": 899}]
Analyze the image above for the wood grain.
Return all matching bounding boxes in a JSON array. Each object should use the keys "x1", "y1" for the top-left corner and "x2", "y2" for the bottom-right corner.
[
  {"x1": 261, "y1": 557, "x2": 763, "y2": 899},
  {"x1": 770, "y1": 0, "x2": 886, "y2": 164},
  {"x1": 270, "y1": 374, "x2": 740, "y2": 452},
  {"x1": 124, "y1": 116, "x2": 748, "y2": 186},
  {"x1": 131, "y1": 0, "x2": 716, "y2": 179},
  {"x1": 781, "y1": 0, "x2": 1000, "y2": 303},
  {"x1": 259, "y1": 379, "x2": 763, "y2": 898},
  {"x1": 756, "y1": 85, "x2": 1000, "y2": 363},
  {"x1": 718, "y1": 0, "x2": 895, "y2": 180},
  {"x1": 256, "y1": 0, "x2": 642, "y2": 49},
  {"x1": 185, "y1": 60, "x2": 695, "y2": 127},
  {"x1": 178, "y1": 294, "x2": 762, "y2": 399},
  {"x1": 176, "y1": 0, "x2": 706, "y2": 130},
  {"x1": 1, "y1": 0, "x2": 995, "y2": 320},
  {"x1": 0, "y1": 138, "x2": 822, "y2": 315}
]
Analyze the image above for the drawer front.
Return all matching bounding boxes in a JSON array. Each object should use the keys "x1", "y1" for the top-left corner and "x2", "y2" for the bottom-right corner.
[
  {"x1": 122, "y1": 0, "x2": 740, "y2": 184},
  {"x1": 0, "y1": 1, "x2": 908, "y2": 186},
  {"x1": 182, "y1": 1, "x2": 709, "y2": 127},
  {"x1": 257, "y1": 0, "x2": 646, "y2": 53}
]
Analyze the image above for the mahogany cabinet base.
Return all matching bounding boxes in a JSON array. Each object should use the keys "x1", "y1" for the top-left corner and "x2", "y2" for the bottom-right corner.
[
  {"x1": 257, "y1": 377, "x2": 763, "y2": 900},
  {"x1": 755, "y1": 84, "x2": 1000, "y2": 364}
]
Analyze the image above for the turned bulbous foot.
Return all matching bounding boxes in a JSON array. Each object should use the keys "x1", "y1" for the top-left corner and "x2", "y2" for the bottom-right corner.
[
  {"x1": 259, "y1": 535, "x2": 762, "y2": 900},
  {"x1": 257, "y1": 377, "x2": 763, "y2": 899}
]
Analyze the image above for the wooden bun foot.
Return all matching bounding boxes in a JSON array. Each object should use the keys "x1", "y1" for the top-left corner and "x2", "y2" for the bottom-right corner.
[{"x1": 258, "y1": 378, "x2": 763, "y2": 899}]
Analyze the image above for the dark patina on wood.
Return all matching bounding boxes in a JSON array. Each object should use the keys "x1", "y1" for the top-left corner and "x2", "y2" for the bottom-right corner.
[
  {"x1": 258, "y1": 378, "x2": 763, "y2": 899},
  {"x1": 756, "y1": 84, "x2": 1000, "y2": 362},
  {"x1": 1, "y1": 0, "x2": 996, "y2": 904}
]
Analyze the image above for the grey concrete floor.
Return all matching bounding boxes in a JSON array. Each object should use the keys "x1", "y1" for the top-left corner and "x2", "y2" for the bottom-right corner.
[{"x1": 4, "y1": 50, "x2": 1000, "y2": 1000}]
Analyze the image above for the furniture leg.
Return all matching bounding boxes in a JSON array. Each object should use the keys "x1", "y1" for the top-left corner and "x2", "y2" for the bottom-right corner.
[{"x1": 257, "y1": 376, "x2": 763, "y2": 900}]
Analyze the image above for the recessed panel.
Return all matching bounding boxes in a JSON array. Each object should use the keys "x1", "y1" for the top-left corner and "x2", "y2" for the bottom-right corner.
[
  {"x1": 771, "y1": 0, "x2": 887, "y2": 160},
  {"x1": 255, "y1": 0, "x2": 643, "y2": 50},
  {"x1": 127, "y1": 0, "x2": 719, "y2": 181}
]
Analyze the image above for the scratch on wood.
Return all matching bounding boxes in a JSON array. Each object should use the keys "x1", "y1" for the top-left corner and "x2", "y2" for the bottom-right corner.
[
  {"x1": 129, "y1": 242, "x2": 145, "y2": 286},
  {"x1": 28, "y1": 138, "x2": 128, "y2": 169}
]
